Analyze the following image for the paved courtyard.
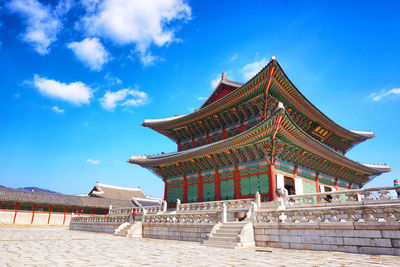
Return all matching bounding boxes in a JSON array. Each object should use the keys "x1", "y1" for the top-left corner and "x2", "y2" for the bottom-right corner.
[{"x1": 0, "y1": 227, "x2": 399, "y2": 266}]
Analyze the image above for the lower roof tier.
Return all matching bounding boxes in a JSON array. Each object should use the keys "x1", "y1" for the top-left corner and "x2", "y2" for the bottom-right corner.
[{"x1": 129, "y1": 108, "x2": 390, "y2": 186}]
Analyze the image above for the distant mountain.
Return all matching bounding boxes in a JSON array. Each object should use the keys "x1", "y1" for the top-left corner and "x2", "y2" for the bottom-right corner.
[
  {"x1": 18, "y1": 187, "x2": 60, "y2": 194},
  {"x1": 0, "y1": 185, "x2": 59, "y2": 194}
]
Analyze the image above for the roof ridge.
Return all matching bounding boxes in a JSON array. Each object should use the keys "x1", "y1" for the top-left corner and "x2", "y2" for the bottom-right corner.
[{"x1": 97, "y1": 183, "x2": 142, "y2": 191}]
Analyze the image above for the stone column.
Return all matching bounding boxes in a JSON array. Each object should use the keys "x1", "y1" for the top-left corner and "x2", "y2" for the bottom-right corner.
[{"x1": 221, "y1": 203, "x2": 227, "y2": 223}]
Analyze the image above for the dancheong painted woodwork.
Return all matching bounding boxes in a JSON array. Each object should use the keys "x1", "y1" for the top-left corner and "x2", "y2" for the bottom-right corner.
[{"x1": 129, "y1": 56, "x2": 391, "y2": 206}]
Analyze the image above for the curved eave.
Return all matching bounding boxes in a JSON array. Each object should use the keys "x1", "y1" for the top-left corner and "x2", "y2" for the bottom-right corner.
[
  {"x1": 130, "y1": 109, "x2": 386, "y2": 178},
  {"x1": 281, "y1": 110, "x2": 387, "y2": 176},
  {"x1": 273, "y1": 60, "x2": 374, "y2": 143},
  {"x1": 349, "y1": 130, "x2": 375, "y2": 139},
  {"x1": 361, "y1": 163, "x2": 391, "y2": 173}
]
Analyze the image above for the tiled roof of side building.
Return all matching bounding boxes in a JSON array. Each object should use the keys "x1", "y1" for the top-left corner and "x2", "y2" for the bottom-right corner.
[
  {"x1": 88, "y1": 182, "x2": 156, "y2": 200},
  {"x1": 0, "y1": 188, "x2": 134, "y2": 209}
]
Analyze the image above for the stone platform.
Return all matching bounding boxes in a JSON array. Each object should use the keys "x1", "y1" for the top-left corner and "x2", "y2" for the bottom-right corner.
[{"x1": 1, "y1": 227, "x2": 400, "y2": 266}]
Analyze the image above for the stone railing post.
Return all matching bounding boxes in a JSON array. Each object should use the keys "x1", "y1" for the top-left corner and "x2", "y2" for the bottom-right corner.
[
  {"x1": 256, "y1": 191, "x2": 261, "y2": 207},
  {"x1": 176, "y1": 199, "x2": 181, "y2": 212},
  {"x1": 162, "y1": 200, "x2": 167, "y2": 212},
  {"x1": 109, "y1": 205, "x2": 112, "y2": 214},
  {"x1": 221, "y1": 203, "x2": 227, "y2": 223}
]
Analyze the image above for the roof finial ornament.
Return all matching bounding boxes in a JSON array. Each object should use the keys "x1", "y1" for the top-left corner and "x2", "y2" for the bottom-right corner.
[
  {"x1": 221, "y1": 72, "x2": 226, "y2": 81},
  {"x1": 271, "y1": 55, "x2": 276, "y2": 61}
]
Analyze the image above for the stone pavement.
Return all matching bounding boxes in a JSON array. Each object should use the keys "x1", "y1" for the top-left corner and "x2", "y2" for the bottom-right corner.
[{"x1": 0, "y1": 227, "x2": 399, "y2": 266}]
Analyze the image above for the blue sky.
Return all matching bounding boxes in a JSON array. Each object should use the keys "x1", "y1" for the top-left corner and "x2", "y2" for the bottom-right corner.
[{"x1": 0, "y1": 0, "x2": 399, "y2": 198}]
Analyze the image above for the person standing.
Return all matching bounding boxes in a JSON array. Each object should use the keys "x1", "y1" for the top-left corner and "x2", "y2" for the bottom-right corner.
[
  {"x1": 130, "y1": 209, "x2": 136, "y2": 222},
  {"x1": 394, "y1": 179, "x2": 400, "y2": 198}
]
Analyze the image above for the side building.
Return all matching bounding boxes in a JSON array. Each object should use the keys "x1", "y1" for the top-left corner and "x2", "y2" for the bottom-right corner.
[
  {"x1": 129, "y1": 57, "x2": 391, "y2": 207},
  {"x1": 0, "y1": 182, "x2": 158, "y2": 225}
]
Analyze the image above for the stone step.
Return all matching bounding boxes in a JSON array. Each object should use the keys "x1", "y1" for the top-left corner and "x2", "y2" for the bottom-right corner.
[
  {"x1": 203, "y1": 240, "x2": 239, "y2": 249},
  {"x1": 218, "y1": 224, "x2": 245, "y2": 229},
  {"x1": 208, "y1": 236, "x2": 238, "y2": 242},
  {"x1": 215, "y1": 228, "x2": 242, "y2": 234},
  {"x1": 212, "y1": 232, "x2": 239, "y2": 238}
]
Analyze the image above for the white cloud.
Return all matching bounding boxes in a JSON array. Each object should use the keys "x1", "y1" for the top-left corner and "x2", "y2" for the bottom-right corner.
[
  {"x1": 51, "y1": 105, "x2": 64, "y2": 113},
  {"x1": 104, "y1": 72, "x2": 122, "y2": 85},
  {"x1": 188, "y1": 106, "x2": 195, "y2": 112},
  {"x1": 82, "y1": 121, "x2": 89, "y2": 127},
  {"x1": 210, "y1": 74, "x2": 220, "y2": 89},
  {"x1": 87, "y1": 158, "x2": 100, "y2": 164},
  {"x1": 197, "y1": 96, "x2": 207, "y2": 101},
  {"x1": 229, "y1": 53, "x2": 238, "y2": 62},
  {"x1": 7, "y1": 0, "x2": 72, "y2": 55},
  {"x1": 33, "y1": 74, "x2": 93, "y2": 105},
  {"x1": 370, "y1": 88, "x2": 400, "y2": 101},
  {"x1": 100, "y1": 88, "x2": 149, "y2": 111},
  {"x1": 79, "y1": 0, "x2": 191, "y2": 65},
  {"x1": 241, "y1": 58, "x2": 268, "y2": 80},
  {"x1": 67, "y1": 37, "x2": 110, "y2": 71}
]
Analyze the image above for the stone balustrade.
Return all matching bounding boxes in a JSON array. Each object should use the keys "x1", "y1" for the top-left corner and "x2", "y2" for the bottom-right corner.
[
  {"x1": 70, "y1": 214, "x2": 130, "y2": 225},
  {"x1": 177, "y1": 198, "x2": 254, "y2": 213},
  {"x1": 255, "y1": 204, "x2": 400, "y2": 224},
  {"x1": 285, "y1": 186, "x2": 400, "y2": 207},
  {"x1": 108, "y1": 207, "x2": 135, "y2": 216},
  {"x1": 143, "y1": 212, "x2": 221, "y2": 225},
  {"x1": 108, "y1": 204, "x2": 163, "y2": 216}
]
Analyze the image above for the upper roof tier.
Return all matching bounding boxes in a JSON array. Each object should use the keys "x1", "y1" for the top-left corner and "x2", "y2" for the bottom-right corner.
[{"x1": 142, "y1": 57, "x2": 374, "y2": 153}]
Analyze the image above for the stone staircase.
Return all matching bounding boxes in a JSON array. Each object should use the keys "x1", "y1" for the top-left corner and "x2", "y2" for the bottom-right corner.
[
  {"x1": 114, "y1": 222, "x2": 132, "y2": 236},
  {"x1": 114, "y1": 221, "x2": 143, "y2": 238},
  {"x1": 203, "y1": 222, "x2": 255, "y2": 249}
]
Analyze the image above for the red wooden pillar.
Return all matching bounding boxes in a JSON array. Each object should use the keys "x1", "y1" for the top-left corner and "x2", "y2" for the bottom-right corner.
[
  {"x1": 13, "y1": 203, "x2": 20, "y2": 224},
  {"x1": 191, "y1": 138, "x2": 195, "y2": 149},
  {"x1": 177, "y1": 142, "x2": 181, "y2": 152},
  {"x1": 334, "y1": 178, "x2": 338, "y2": 191},
  {"x1": 268, "y1": 164, "x2": 277, "y2": 201},
  {"x1": 183, "y1": 176, "x2": 188, "y2": 203},
  {"x1": 348, "y1": 183, "x2": 352, "y2": 190},
  {"x1": 163, "y1": 180, "x2": 168, "y2": 201},
  {"x1": 198, "y1": 173, "x2": 203, "y2": 202},
  {"x1": 206, "y1": 133, "x2": 210, "y2": 144},
  {"x1": 215, "y1": 169, "x2": 221, "y2": 201},
  {"x1": 315, "y1": 173, "x2": 320, "y2": 193},
  {"x1": 78, "y1": 207, "x2": 82, "y2": 216},
  {"x1": 47, "y1": 205, "x2": 52, "y2": 225},
  {"x1": 234, "y1": 166, "x2": 241, "y2": 199},
  {"x1": 222, "y1": 127, "x2": 227, "y2": 140},
  {"x1": 31, "y1": 204, "x2": 37, "y2": 224},
  {"x1": 91, "y1": 208, "x2": 94, "y2": 216},
  {"x1": 63, "y1": 206, "x2": 67, "y2": 225}
]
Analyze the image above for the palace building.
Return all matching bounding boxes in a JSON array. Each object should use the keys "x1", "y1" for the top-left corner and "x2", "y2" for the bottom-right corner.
[{"x1": 128, "y1": 57, "x2": 390, "y2": 207}]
